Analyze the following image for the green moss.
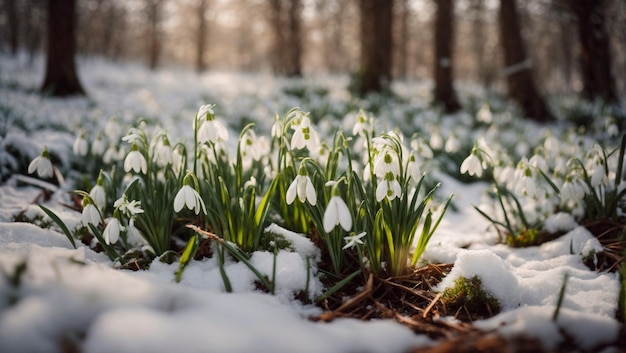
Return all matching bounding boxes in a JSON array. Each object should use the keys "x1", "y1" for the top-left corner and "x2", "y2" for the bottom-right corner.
[{"x1": 442, "y1": 275, "x2": 501, "y2": 316}]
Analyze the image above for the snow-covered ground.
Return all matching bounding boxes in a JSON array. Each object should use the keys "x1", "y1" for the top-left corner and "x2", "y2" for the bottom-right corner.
[{"x1": 0, "y1": 54, "x2": 623, "y2": 352}]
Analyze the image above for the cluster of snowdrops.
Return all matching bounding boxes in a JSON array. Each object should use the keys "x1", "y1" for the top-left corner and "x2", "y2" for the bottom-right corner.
[{"x1": 28, "y1": 103, "x2": 625, "y2": 300}]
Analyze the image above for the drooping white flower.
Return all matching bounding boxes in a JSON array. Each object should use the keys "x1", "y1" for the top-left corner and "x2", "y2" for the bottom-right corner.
[
  {"x1": 444, "y1": 134, "x2": 461, "y2": 153},
  {"x1": 81, "y1": 203, "x2": 101, "y2": 226},
  {"x1": 105, "y1": 117, "x2": 122, "y2": 140},
  {"x1": 323, "y1": 196, "x2": 352, "y2": 233},
  {"x1": 91, "y1": 132, "x2": 106, "y2": 156},
  {"x1": 154, "y1": 135, "x2": 173, "y2": 167},
  {"x1": 352, "y1": 110, "x2": 370, "y2": 137},
  {"x1": 73, "y1": 131, "x2": 88, "y2": 156},
  {"x1": 286, "y1": 174, "x2": 317, "y2": 205},
  {"x1": 197, "y1": 104, "x2": 215, "y2": 119},
  {"x1": 407, "y1": 153, "x2": 422, "y2": 181},
  {"x1": 89, "y1": 184, "x2": 106, "y2": 210},
  {"x1": 28, "y1": 147, "x2": 54, "y2": 179},
  {"x1": 114, "y1": 195, "x2": 144, "y2": 217},
  {"x1": 430, "y1": 131, "x2": 443, "y2": 150},
  {"x1": 460, "y1": 151, "x2": 484, "y2": 177},
  {"x1": 124, "y1": 145, "x2": 148, "y2": 174},
  {"x1": 121, "y1": 128, "x2": 143, "y2": 145},
  {"x1": 373, "y1": 150, "x2": 400, "y2": 179},
  {"x1": 343, "y1": 232, "x2": 366, "y2": 250},
  {"x1": 515, "y1": 167, "x2": 537, "y2": 197},
  {"x1": 290, "y1": 115, "x2": 320, "y2": 151},
  {"x1": 560, "y1": 177, "x2": 588, "y2": 204},
  {"x1": 173, "y1": 184, "x2": 207, "y2": 215},
  {"x1": 197, "y1": 118, "x2": 229, "y2": 144},
  {"x1": 376, "y1": 173, "x2": 402, "y2": 202},
  {"x1": 103, "y1": 217, "x2": 124, "y2": 245},
  {"x1": 589, "y1": 162, "x2": 608, "y2": 188},
  {"x1": 126, "y1": 219, "x2": 145, "y2": 246},
  {"x1": 411, "y1": 138, "x2": 433, "y2": 159},
  {"x1": 476, "y1": 103, "x2": 493, "y2": 124},
  {"x1": 271, "y1": 115, "x2": 283, "y2": 139}
]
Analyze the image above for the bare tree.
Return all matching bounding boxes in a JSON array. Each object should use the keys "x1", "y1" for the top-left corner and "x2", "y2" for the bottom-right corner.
[
  {"x1": 356, "y1": 0, "x2": 393, "y2": 95},
  {"x1": 498, "y1": 0, "x2": 552, "y2": 121},
  {"x1": 196, "y1": 0, "x2": 208, "y2": 72},
  {"x1": 566, "y1": 0, "x2": 617, "y2": 103},
  {"x1": 396, "y1": 0, "x2": 410, "y2": 79},
  {"x1": 433, "y1": 0, "x2": 460, "y2": 113},
  {"x1": 4, "y1": 0, "x2": 19, "y2": 55},
  {"x1": 41, "y1": 0, "x2": 85, "y2": 96},
  {"x1": 145, "y1": 0, "x2": 164, "y2": 70},
  {"x1": 269, "y1": 0, "x2": 303, "y2": 77}
]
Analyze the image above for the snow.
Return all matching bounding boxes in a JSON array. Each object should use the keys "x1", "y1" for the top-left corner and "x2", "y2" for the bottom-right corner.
[{"x1": 0, "y1": 54, "x2": 623, "y2": 352}]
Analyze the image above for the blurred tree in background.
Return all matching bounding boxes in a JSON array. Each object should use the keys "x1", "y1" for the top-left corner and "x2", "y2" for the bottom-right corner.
[
  {"x1": 0, "y1": 0, "x2": 623, "y2": 110},
  {"x1": 41, "y1": 0, "x2": 85, "y2": 96},
  {"x1": 433, "y1": 0, "x2": 461, "y2": 113}
]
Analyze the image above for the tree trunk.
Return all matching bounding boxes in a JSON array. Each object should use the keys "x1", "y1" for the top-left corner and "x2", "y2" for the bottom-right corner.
[
  {"x1": 6, "y1": 0, "x2": 19, "y2": 55},
  {"x1": 433, "y1": 0, "x2": 461, "y2": 113},
  {"x1": 196, "y1": 0, "x2": 208, "y2": 72},
  {"x1": 285, "y1": 0, "x2": 302, "y2": 77},
  {"x1": 269, "y1": 0, "x2": 302, "y2": 77},
  {"x1": 41, "y1": 0, "x2": 85, "y2": 96},
  {"x1": 498, "y1": 0, "x2": 552, "y2": 122},
  {"x1": 397, "y1": 0, "x2": 410, "y2": 79},
  {"x1": 569, "y1": 0, "x2": 617, "y2": 103},
  {"x1": 146, "y1": 0, "x2": 163, "y2": 71},
  {"x1": 357, "y1": 0, "x2": 393, "y2": 96}
]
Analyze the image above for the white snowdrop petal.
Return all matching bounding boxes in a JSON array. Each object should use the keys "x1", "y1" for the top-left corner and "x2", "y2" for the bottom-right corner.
[
  {"x1": 286, "y1": 178, "x2": 298, "y2": 205},
  {"x1": 305, "y1": 179, "x2": 317, "y2": 206},
  {"x1": 323, "y1": 200, "x2": 337, "y2": 233},
  {"x1": 174, "y1": 189, "x2": 186, "y2": 212}
]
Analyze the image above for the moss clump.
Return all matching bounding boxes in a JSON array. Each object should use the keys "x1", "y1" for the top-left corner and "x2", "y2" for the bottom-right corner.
[{"x1": 441, "y1": 275, "x2": 501, "y2": 317}]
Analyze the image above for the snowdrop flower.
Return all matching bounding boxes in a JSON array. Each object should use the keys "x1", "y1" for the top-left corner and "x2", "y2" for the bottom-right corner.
[
  {"x1": 290, "y1": 115, "x2": 320, "y2": 151},
  {"x1": 411, "y1": 137, "x2": 433, "y2": 159},
  {"x1": 476, "y1": 103, "x2": 493, "y2": 124},
  {"x1": 105, "y1": 117, "x2": 122, "y2": 140},
  {"x1": 91, "y1": 132, "x2": 106, "y2": 156},
  {"x1": 197, "y1": 104, "x2": 229, "y2": 144},
  {"x1": 529, "y1": 153, "x2": 549, "y2": 174},
  {"x1": 240, "y1": 129, "x2": 263, "y2": 162},
  {"x1": 430, "y1": 130, "x2": 443, "y2": 150},
  {"x1": 103, "y1": 144, "x2": 119, "y2": 164},
  {"x1": 81, "y1": 202, "x2": 101, "y2": 226},
  {"x1": 352, "y1": 110, "x2": 370, "y2": 137},
  {"x1": 376, "y1": 173, "x2": 402, "y2": 202},
  {"x1": 590, "y1": 163, "x2": 607, "y2": 188},
  {"x1": 343, "y1": 232, "x2": 366, "y2": 250},
  {"x1": 460, "y1": 148, "x2": 485, "y2": 177},
  {"x1": 126, "y1": 219, "x2": 145, "y2": 246},
  {"x1": 373, "y1": 150, "x2": 400, "y2": 179},
  {"x1": 407, "y1": 153, "x2": 422, "y2": 181},
  {"x1": 73, "y1": 130, "x2": 88, "y2": 156},
  {"x1": 103, "y1": 217, "x2": 124, "y2": 245},
  {"x1": 286, "y1": 167, "x2": 317, "y2": 206},
  {"x1": 323, "y1": 195, "x2": 352, "y2": 233},
  {"x1": 197, "y1": 104, "x2": 215, "y2": 119},
  {"x1": 124, "y1": 144, "x2": 148, "y2": 174},
  {"x1": 89, "y1": 180, "x2": 106, "y2": 210},
  {"x1": 114, "y1": 195, "x2": 144, "y2": 217},
  {"x1": 174, "y1": 184, "x2": 207, "y2": 215},
  {"x1": 444, "y1": 134, "x2": 461, "y2": 153},
  {"x1": 28, "y1": 147, "x2": 54, "y2": 178},
  {"x1": 154, "y1": 135, "x2": 173, "y2": 167},
  {"x1": 515, "y1": 164, "x2": 537, "y2": 197},
  {"x1": 271, "y1": 114, "x2": 283, "y2": 139},
  {"x1": 560, "y1": 176, "x2": 588, "y2": 204}
]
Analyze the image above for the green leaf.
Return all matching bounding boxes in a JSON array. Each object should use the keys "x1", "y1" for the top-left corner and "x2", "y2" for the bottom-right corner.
[
  {"x1": 175, "y1": 234, "x2": 199, "y2": 283},
  {"x1": 314, "y1": 269, "x2": 361, "y2": 303},
  {"x1": 39, "y1": 205, "x2": 76, "y2": 249}
]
